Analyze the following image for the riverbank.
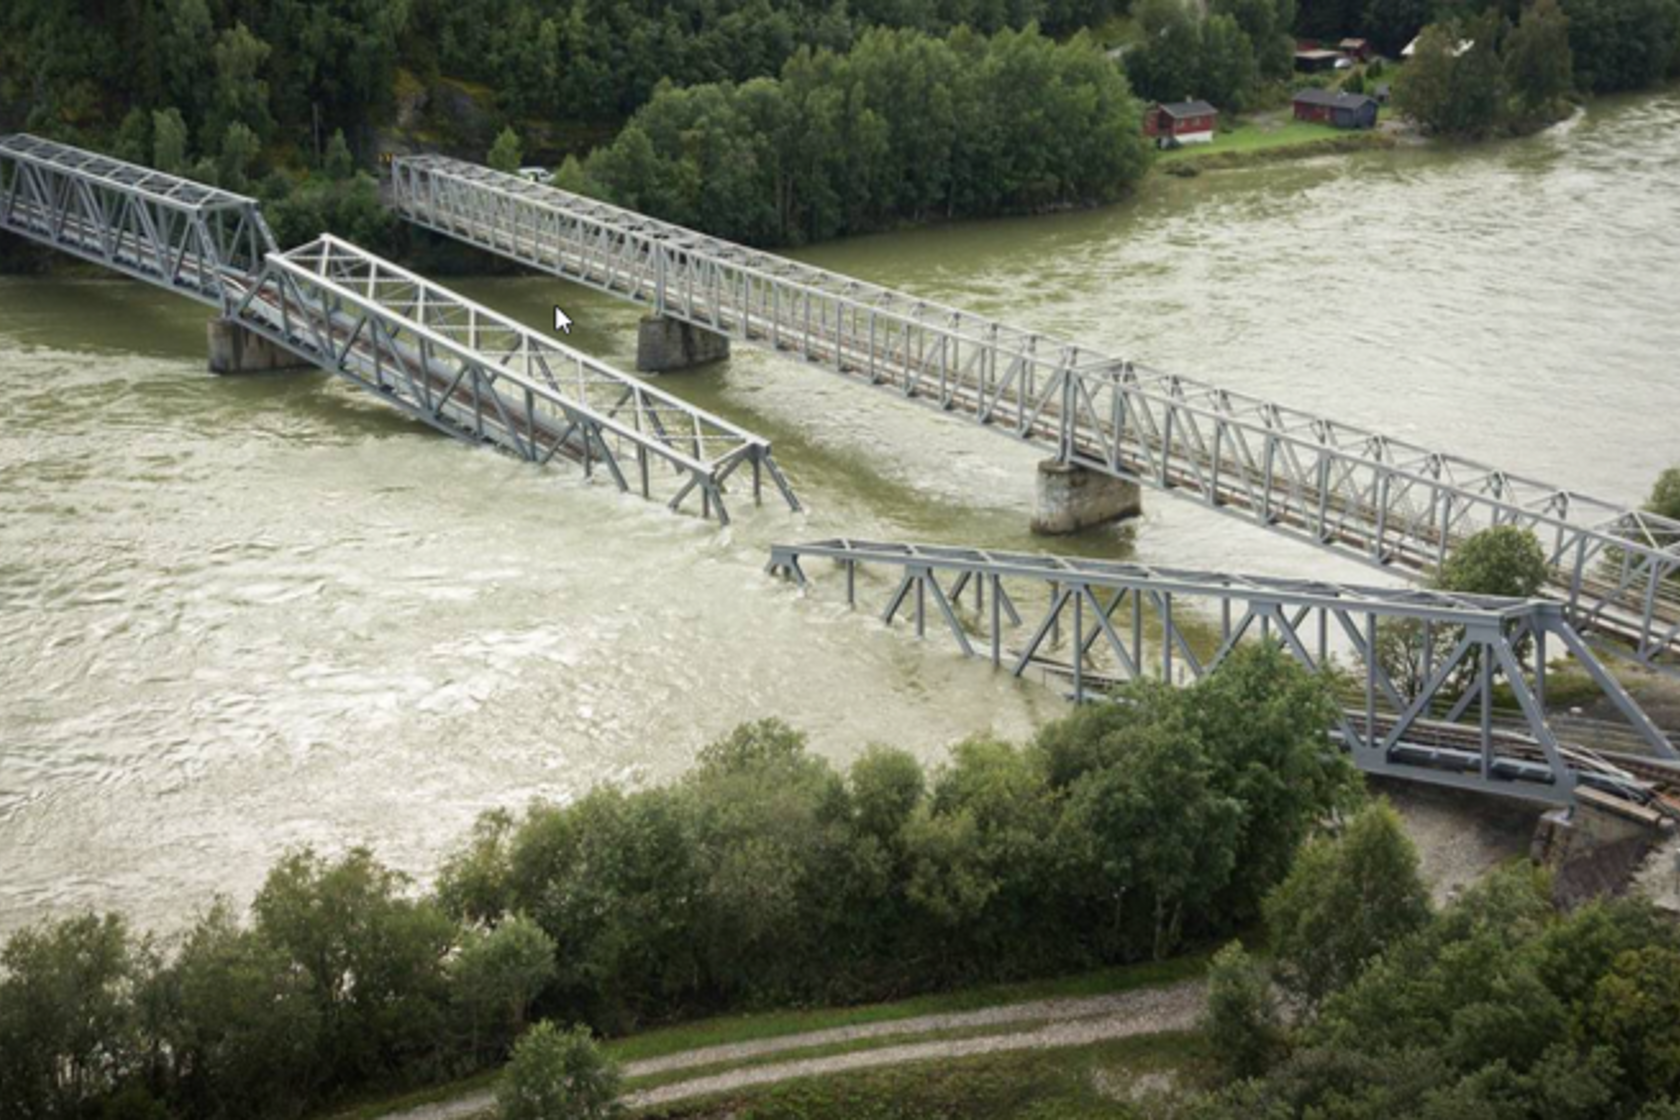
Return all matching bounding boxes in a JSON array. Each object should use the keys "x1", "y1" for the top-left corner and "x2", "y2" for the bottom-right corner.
[{"x1": 1154, "y1": 109, "x2": 1405, "y2": 172}]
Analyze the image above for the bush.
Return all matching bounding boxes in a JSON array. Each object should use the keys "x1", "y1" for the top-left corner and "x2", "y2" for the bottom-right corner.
[
  {"x1": 1649, "y1": 467, "x2": 1680, "y2": 521},
  {"x1": 495, "y1": 1023, "x2": 622, "y2": 1120},
  {"x1": 452, "y1": 916, "x2": 559, "y2": 1063},
  {"x1": 1202, "y1": 942, "x2": 1287, "y2": 1080},
  {"x1": 1437, "y1": 524, "x2": 1551, "y2": 599},
  {"x1": 1265, "y1": 800, "x2": 1431, "y2": 1011}
]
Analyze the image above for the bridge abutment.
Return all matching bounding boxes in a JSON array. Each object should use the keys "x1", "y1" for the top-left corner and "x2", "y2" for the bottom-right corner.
[
  {"x1": 1031, "y1": 459, "x2": 1141, "y2": 535},
  {"x1": 636, "y1": 314, "x2": 730, "y2": 373},
  {"x1": 207, "y1": 319, "x2": 309, "y2": 375}
]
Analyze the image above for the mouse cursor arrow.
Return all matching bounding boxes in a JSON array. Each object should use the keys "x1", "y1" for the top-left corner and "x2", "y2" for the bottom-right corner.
[{"x1": 553, "y1": 306, "x2": 573, "y2": 334}]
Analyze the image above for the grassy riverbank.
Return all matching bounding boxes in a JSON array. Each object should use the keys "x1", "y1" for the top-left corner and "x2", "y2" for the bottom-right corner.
[{"x1": 1156, "y1": 116, "x2": 1399, "y2": 170}]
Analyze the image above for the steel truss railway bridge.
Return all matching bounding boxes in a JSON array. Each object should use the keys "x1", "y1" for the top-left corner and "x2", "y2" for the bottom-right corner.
[
  {"x1": 389, "y1": 155, "x2": 1680, "y2": 669},
  {"x1": 768, "y1": 539, "x2": 1680, "y2": 811},
  {"x1": 2, "y1": 135, "x2": 1676, "y2": 810},
  {"x1": 0, "y1": 134, "x2": 799, "y2": 524}
]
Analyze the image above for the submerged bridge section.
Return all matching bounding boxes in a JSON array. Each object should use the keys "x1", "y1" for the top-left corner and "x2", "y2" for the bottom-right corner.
[
  {"x1": 389, "y1": 155, "x2": 1680, "y2": 667},
  {"x1": 768, "y1": 538, "x2": 1680, "y2": 810},
  {"x1": 0, "y1": 135, "x2": 796, "y2": 523}
]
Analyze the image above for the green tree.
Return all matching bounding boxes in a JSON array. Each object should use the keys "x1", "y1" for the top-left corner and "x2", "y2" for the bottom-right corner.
[
  {"x1": 1438, "y1": 524, "x2": 1551, "y2": 598},
  {"x1": 1213, "y1": 0, "x2": 1296, "y2": 78},
  {"x1": 113, "y1": 109, "x2": 153, "y2": 166},
  {"x1": 437, "y1": 808, "x2": 516, "y2": 927},
  {"x1": 850, "y1": 745, "x2": 926, "y2": 845},
  {"x1": 1265, "y1": 800, "x2": 1432, "y2": 1011},
  {"x1": 217, "y1": 123, "x2": 261, "y2": 192},
  {"x1": 1560, "y1": 0, "x2": 1680, "y2": 92},
  {"x1": 0, "y1": 914, "x2": 143, "y2": 1118},
  {"x1": 1506, "y1": 0, "x2": 1575, "y2": 121},
  {"x1": 1648, "y1": 467, "x2": 1680, "y2": 521},
  {"x1": 451, "y1": 915, "x2": 558, "y2": 1062},
  {"x1": 1397, "y1": 16, "x2": 1511, "y2": 138},
  {"x1": 1365, "y1": 0, "x2": 1432, "y2": 56},
  {"x1": 1589, "y1": 946, "x2": 1680, "y2": 1099},
  {"x1": 207, "y1": 23, "x2": 274, "y2": 143},
  {"x1": 506, "y1": 787, "x2": 701, "y2": 1030},
  {"x1": 488, "y1": 127, "x2": 524, "y2": 174},
  {"x1": 1203, "y1": 942, "x2": 1288, "y2": 1080},
  {"x1": 1198, "y1": 14, "x2": 1261, "y2": 111},
  {"x1": 1184, "y1": 644, "x2": 1361, "y2": 922},
  {"x1": 1056, "y1": 712, "x2": 1245, "y2": 958},
  {"x1": 252, "y1": 847, "x2": 455, "y2": 1090},
  {"x1": 1127, "y1": 0, "x2": 1205, "y2": 103},
  {"x1": 323, "y1": 129, "x2": 355, "y2": 180},
  {"x1": 495, "y1": 1022, "x2": 622, "y2": 1120},
  {"x1": 152, "y1": 108, "x2": 190, "y2": 175},
  {"x1": 164, "y1": 902, "x2": 320, "y2": 1118}
]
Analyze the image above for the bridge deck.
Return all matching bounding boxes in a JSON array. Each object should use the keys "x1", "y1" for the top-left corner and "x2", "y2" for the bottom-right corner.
[
  {"x1": 767, "y1": 537, "x2": 1677, "y2": 809},
  {"x1": 389, "y1": 156, "x2": 1680, "y2": 666}
]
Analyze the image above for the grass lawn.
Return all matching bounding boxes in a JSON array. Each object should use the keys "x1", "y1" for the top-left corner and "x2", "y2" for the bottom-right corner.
[
  {"x1": 638, "y1": 1031, "x2": 1213, "y2": 1120},
  {"x1": 1156, "y1": 118, "x2": 1356, "y2": 164}
]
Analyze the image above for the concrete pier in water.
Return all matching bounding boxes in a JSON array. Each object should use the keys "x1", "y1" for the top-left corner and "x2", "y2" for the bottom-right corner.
[
  {"x1": 1030, "y1": 459, "x2": 1141, "y2": 535},
  {"x1": 636, "y1": 314, "x2": 731, "y2": 373},
  {"x1": 207, "y1": 319, "x2": 309, "y2": 375}
]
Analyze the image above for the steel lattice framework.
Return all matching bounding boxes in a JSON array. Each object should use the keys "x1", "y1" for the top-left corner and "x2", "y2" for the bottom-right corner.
[
  {"x1": 391, "y1": 156, "x2": 1680, "y2": 667},
  {"x1": 231, "y1": 237, "x2": 798, "y2": 522},
  {"x1": 768, "y1": 539, "x2": 1679, "y2": 807},
  {"x1": 0, "y1": 133, "x2": 274, "y2": 309},
  {"x1": 0, "y1": 135, "x2": 798, "y2": 523}
]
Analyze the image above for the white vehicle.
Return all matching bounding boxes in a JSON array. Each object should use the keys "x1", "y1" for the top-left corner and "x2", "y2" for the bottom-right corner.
[{"x1": 517, "y1": 166, "x2": 554, "y2": 185}]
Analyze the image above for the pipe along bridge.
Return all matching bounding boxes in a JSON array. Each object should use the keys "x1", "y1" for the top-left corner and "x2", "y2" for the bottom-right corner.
[
  {"x1": 390, "y1": 156, "x2": 1680, "y2": 668},
  {"x1": 768, "y1": 539, "x2": 1680, "y2": 812},
  {"x1": 0, "y1": 134, "x2": 797, "y2": 523}
]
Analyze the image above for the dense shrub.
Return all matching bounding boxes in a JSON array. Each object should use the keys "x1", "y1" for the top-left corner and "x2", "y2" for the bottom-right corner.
[{"x1": 1193, "y1": 858, "x2": 1680, "y2": 1120}]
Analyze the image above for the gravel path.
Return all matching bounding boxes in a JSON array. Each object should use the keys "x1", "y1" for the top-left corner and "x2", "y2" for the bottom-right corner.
[
  {"x1": 384, "y1": 980, "x2": 1205, "y2": 1119},
  {"x1": 625, "y1": 981, "x2": 1205, "y2": 1108}
]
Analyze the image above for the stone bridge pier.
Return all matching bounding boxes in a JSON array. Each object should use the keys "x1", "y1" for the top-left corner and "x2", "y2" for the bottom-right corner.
[
  {"x1": 636, "y1": 314, "x2": 730, "y2": 373},
  {"x1": 207, "y1": 319, "x2": 309, "y2": 374},
  {"x1": 1031, "y1": 459, "x2": 1142, "y2": 535}
]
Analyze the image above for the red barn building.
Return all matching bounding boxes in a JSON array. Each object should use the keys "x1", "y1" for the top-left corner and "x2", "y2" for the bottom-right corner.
[
  {"x1": 1142, "y1": 100, "x2": 1219, "y2": 148},
  {"x1": 1292, "y1": 89, "x2": 1380, "y2": 128}
]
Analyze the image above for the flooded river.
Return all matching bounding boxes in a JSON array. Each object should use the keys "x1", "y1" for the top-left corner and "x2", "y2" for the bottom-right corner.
[{"x1": 3, "y1": 92, "x2": 1679, "y2": 934}]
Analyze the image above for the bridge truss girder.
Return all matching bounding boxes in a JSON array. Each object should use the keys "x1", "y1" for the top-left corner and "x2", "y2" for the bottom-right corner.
[
  {"x1": 390, "y1": 156, "x2": 1680, "y2": 668},
  {"x1": 0, "y1": 134, "x2": 273, "y2": 310},
  {"x1": 767, "y1": 539, "x2": 1678, "y2": 808},
  {"x1": 231, "y1": 236, "x2": 799, "y2": 524}
]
